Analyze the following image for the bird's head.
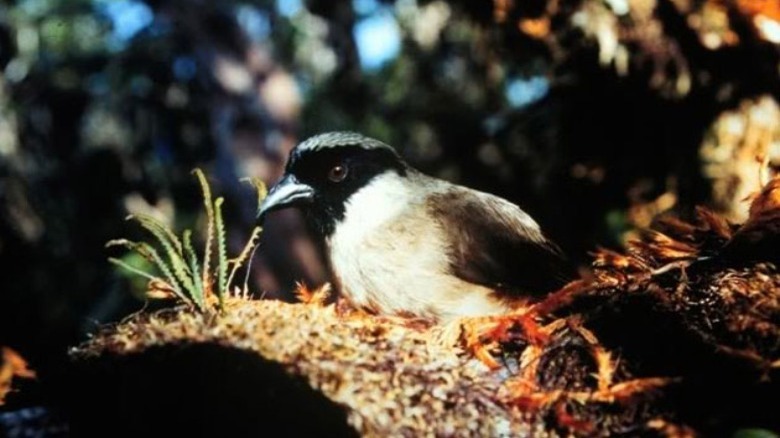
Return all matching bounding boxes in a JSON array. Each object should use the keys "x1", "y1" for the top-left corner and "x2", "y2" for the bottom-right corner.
[{"x1": 257, "y1": 132, "x2": 408, "y2": 236}]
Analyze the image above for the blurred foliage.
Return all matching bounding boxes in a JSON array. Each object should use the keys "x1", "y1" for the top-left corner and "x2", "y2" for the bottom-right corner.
[{"x1": 0, "y1": 0, "x2": 779, "y2": 375}]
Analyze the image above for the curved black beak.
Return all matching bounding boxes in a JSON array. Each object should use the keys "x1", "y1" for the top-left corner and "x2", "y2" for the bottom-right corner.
[{"x1": 257, "y1": 174, "x2": 315, "y2": 223}]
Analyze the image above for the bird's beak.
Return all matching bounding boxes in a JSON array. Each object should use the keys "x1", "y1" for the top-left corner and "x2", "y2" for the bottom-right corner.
[{"x1": 257, "y1": 174, "x2": 315, "y2": 222}]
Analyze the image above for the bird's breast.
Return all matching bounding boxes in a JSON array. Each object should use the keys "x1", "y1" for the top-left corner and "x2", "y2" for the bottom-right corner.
[{"x1": 325, "y1": 173, "x2": 510, "y2": 321}]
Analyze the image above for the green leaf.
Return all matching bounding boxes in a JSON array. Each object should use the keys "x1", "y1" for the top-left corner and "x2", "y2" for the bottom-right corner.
[
  {"x1": 193, "y1": 168, "x2": 215, "y2": 300},
  {"x1": 108, "y1": 239, "x2": 190, "y2": 305},
  {"x1": 108, "y1": 257, "x2": 159, "y2": 282},
  {"x1": 132, "y1": 213, "x2": 184, "y2": 255},
  {"x1": 214, "y1": 196, "x2": 227, "y2": 309},
  {"x1": 129, "y1": 214, "x2": 197, "y2": 303},
  {"x1": 183, "y1": 229, "x2": 205, "y2": 311}
]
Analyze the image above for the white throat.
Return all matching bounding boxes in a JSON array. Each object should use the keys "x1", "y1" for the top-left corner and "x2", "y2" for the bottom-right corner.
[{"x1": 328, "y1": 171, "x2": 412, "y2": 246}]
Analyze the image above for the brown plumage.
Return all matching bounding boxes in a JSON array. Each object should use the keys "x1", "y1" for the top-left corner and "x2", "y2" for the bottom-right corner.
[{"x1": 258, "y1": 132, "x2": 572, "y2": 321}]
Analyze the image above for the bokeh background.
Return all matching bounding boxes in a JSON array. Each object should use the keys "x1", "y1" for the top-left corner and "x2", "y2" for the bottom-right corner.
[{"x1": 0, "y1": 0, "x2": 779, "y2": 388}]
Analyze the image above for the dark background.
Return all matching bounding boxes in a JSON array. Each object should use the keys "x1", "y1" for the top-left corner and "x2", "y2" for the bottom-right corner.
[{"x1": 0, "y1": 0, "x2": 778, "y2": 398}]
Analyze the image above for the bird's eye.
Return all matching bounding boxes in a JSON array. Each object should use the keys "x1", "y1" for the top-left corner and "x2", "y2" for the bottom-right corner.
[{"x1": 328, "y1": 164, "x2": 348, "y2": 183}]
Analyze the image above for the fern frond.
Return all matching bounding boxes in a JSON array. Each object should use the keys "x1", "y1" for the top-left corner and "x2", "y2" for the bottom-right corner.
[
  {"x1": 214, "y1": 197, "x2": 228, "y2": 309},
  {"x1": 109, "y1": 168, "x2": 264, "y2": 312},
  {"x1": 132, "y1": 213, "x2": 183, "y2": 255},
  {"x1": 108, "y1": 239, "x2": 189, "y2": 305},
  {"x1": 240, "y1": 176, "x2": 268, "y2": 210},
  {"x1": 242, "y1": 243, "x2": 260, "y2": 295},
  {"x1": 226, "y1": 226, "x2": 262, "y2": 290},
  {"x1": 183, "y1": 229, "x2": 205, "y2": 311},
  {"x1": 106, "y1": 239, "x2": 155, "y2": 264},
  {"x1": 108, "y1": 239, "x2": 165, "y2": 271},
  {"x1": 138, "y1": 241, "x2": 190, "y2": 305},
  {"x1": 193, "y1": 169, "x2": 215, "y2": 298},
  {"x1": 129, "y1": 215, "x2": 184, "y2": 265},
  {"x1": 235, "y1": 176, "x2": 268, "y2": 295},
  {"x1": 108, "y1": 257, "x2": 160, "y2": 282},
  {"x1": 129, "y1": 214, "x2": 197, "y2": 300}
]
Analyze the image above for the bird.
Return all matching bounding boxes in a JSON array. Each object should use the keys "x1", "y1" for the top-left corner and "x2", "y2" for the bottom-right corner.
[{"x1": 257, "y1": 132, "x2": 573, "y2": 322}]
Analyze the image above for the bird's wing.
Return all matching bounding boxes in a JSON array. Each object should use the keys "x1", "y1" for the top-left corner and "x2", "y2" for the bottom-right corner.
[{"x1": 425, "y1": 185, "x2": 573, "y2": 295}]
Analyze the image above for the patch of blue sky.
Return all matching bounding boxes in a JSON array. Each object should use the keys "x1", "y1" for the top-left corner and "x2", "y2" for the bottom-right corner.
[
  {"x1": 277, "y1": 0, "x2": 303, "y2": 18},
  {"x1": 505, "y1": 76, "x2": 550, "y2": 109},
  {"x1": 354, "y1": 9, "x2": 401, "y2": 71},
  {"x1": 97, "y1": 0, "x2": 153, "y2": 49}
]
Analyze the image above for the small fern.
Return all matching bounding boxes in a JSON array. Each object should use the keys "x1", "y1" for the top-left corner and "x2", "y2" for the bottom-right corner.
[
  {"x1": 107, "y1": 239, "x2": 190, "y2": 305},
  {"x1": 194, "y1": 169, "x2": 216, "y2": 299},
  {"x1": 214, "y1": 197, "x2": 228, "y2": 309},
  {"x1": 182, "y1": 229, "x2": 204, "y2": 308},
  {"x1": 107, "y1": 169, "x2": 267, "y2": 312}
]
